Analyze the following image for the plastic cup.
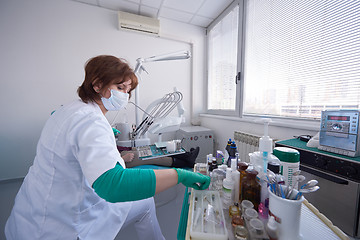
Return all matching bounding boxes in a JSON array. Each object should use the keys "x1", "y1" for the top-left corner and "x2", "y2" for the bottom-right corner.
[
  {"x1": 240, "y1": 200, "x2": 254, "y2": 214},
  {"x1": 243, "y1": 208, "x2": 258, "y2": 221},
  {"x1": 249, "y1": 218, "x2": 265, "y2": 235},
  {"x1": 268, "y1": 185, "x2": 304, "y2": 240},
  {"x1": 166, "y1": 141, "x2": 176, "y2": 152}
]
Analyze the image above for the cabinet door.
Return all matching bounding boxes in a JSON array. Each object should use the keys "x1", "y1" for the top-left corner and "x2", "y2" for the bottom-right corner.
[{"x1": 301, "y1": 165, "x2": 359, "y2": 237}]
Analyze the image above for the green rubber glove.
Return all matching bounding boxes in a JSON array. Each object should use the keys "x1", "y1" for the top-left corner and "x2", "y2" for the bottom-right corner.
[
  {"x1": 175, "y1": 168, "x2": 211, "y2": 190},
  {"x1": 112, "y1": 128, "x2": 121, "y2": 137}
]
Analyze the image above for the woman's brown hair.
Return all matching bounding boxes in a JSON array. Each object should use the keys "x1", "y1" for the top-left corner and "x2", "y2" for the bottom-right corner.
[{"x1": 77, "y1": 55, "x2": 138, "y2": 103}]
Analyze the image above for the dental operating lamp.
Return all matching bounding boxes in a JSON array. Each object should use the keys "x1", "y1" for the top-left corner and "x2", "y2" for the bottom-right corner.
[{"x1": 133, "y1": 50, "x2": 191, "y2": 127}]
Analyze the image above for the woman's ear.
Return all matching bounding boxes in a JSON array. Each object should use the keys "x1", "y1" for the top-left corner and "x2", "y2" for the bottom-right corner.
[{"x1": 92, "y1": 79, "x2": 102, "y2": 93}]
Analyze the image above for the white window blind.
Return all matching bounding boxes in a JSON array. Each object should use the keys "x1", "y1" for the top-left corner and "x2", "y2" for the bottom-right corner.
[
  {"x1": 207, "y1": 5, "x2": 239, "y2": 111},
  {"x1": 243, "y1": 0, "x2": 360, "y2": 119}
]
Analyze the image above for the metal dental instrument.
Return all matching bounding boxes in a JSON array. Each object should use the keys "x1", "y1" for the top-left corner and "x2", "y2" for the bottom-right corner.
[
  {"x1": 284, "y1": 170, "x2": 301, "y2": 197},
  {"x1": 266, "y1": 169, "x2": 279, "y2": 196},
  {"x1": 132, "y1": 91, "x2": 183, "y2": 137},
  {"x1": 300, "y1": 179, "x2": 318, "y2": 190},
  {"x1": 295, "y1": 185, "x2": 320, "y2": 200},
  {"x1": 285, "y1": 174, "x2": 305, "y2": 199}
]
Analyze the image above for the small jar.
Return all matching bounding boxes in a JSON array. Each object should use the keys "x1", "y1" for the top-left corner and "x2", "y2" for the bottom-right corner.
[
  {"x1": 234, "y1": 225, "x2": 248, "y2": 240},
  {"x1": 196, "y1": 163, "x2": 208, "y2": 175},
  {"x1": 231, "y1": 215, "x2": 244, "y2": 227},
  {"x1": 211, "y1": 157, "x2": 218, "y2": 171},
  {"x1": 229, "y1": 204, "x2": 240, "y2": 218}
]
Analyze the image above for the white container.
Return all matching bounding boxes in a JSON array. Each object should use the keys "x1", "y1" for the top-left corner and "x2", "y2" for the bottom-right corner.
[
  {"x1": 166, "y1": 140, "x2": 176, "y2": 152},
  {"x1": 190, "y1": 190, "x2": 228, "y2": 240},
  {"x1": 268, "y1": 185, "x2": 304, "y2": 240},
  {"x1": 266, "y1": 216, "x2": 279, "y2": 240},
  {"x1": 222, "y1": 168, "x2": 233, "y2": 209},
  {"x1": 273, "y1": 147, "x2": 300, "y2": 188},
  {"x1": 231, "y1": 158, "x2": 240, "y2": 204}
]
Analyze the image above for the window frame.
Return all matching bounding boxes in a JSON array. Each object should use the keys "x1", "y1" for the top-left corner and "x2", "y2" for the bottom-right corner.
[
  {"x1": 206, "y1": 0, "x2": 245, "y2": 117},
  {"x1": 205, "y1": 0, "x2": 359, "y2": 129}
]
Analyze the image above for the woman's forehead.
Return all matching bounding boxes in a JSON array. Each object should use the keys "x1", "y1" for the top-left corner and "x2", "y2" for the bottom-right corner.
[
  {"x1": 119, "y1": 79, "x2": 132, "y2": 85},
  {"x1": 115, "y1": 78, "x2": 132, "y2": 85}
]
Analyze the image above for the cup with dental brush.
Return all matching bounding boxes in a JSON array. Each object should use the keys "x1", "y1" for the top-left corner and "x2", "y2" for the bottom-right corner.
[{"x1": 266, "y1": 169, "x2": 319, "y2": 240}]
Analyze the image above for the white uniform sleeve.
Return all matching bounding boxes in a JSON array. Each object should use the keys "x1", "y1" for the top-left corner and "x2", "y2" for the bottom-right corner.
[{"x1": 69, "y1": 111, "x2": 125, "y2": 186}]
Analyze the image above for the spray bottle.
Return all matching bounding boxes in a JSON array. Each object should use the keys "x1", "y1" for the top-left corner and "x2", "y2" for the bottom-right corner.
[{"x1": 258, "y1": 118, "x2": 272, "y2": 219}]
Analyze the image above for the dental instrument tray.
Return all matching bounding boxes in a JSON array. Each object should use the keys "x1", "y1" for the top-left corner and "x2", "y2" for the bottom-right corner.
[
  {"x1": 137, "y1": 145, "x2": 186, "y2": 160},
  {"x1": 190, "y1": 190, "x2": 228, "y2": 240}
]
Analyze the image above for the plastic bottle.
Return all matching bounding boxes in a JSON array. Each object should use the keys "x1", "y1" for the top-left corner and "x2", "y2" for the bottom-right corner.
[
  {"x1": 224, "y1": 139, "x2": 232, "y2": 161},
  {"x1": 225, "y1": 138, "x2": 232, "y2": 154},
  {"x1": 222, "y1": 168, "x2": 234, "y2": 209},
  {"x1": 235, "y1": 152, "x2": 240, "y2": 168},
  {"x1": 207, "y1": 154, "x2": 213, "y2": 172},
  {"x1": 227, "y1": 141, "x2": 237, "y2": 167},
  {"x1": 216, "y1": 150, "x2": 225, "y2": 165},
  {"x1": 268, "y1": 162, "x2": 280, "y2": 174},
  {"x1": 211, "y1": 157, "x2": 218, "y2": 172},
  {"x1": 259, "y1": 118, "x2": 272, "y2": 173},
  {"x1": 273, "y1": 147, "x2": 300, "y2": 188},
  {"x1": 266, "y1": 216, "x2": 279, "y2": 240},
  {"x1": 231, "y1": 158, "x2": 240, "y2": 204},
  {"x1": 258, "y1": 119, "x2": 273, "y2": 219},
  {"x1": 241, "y1": 169, "x2": 260, "y2": 210}
]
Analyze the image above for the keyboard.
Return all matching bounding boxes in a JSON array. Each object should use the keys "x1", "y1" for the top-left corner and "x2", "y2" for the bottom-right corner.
[{"x1": 137, "y1": 146, "x2": 153, "y2": 158}]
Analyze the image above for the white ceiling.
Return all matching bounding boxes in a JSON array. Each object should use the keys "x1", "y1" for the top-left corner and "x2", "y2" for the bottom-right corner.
[{"x1": 72, "y1": 0, "x2": 234, "y2": 27}]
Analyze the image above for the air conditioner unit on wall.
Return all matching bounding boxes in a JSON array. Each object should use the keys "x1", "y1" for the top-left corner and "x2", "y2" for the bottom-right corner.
[{"x1": 118, "y1": 11, "x2": 160, "y2": 36}]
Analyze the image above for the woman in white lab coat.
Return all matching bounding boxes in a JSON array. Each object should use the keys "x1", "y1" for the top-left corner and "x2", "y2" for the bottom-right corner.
[{"x1": 5, "y1": 55, "x2": 210, "y2": 240}]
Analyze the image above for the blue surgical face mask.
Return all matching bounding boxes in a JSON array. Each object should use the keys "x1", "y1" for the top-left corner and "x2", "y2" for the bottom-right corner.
[{"x1": 101, "y1": 89, "x2": 129, "y2": 111}]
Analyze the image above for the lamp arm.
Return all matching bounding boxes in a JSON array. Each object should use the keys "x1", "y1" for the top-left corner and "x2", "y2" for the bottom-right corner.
[{"x1": 143, "y1": 50, "x2": 190, "y2": 63}]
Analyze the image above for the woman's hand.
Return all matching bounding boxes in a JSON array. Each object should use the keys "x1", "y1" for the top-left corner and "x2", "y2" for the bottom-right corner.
[{"x1": 175, "y1": 169, "x2": 210, "y2": 190}]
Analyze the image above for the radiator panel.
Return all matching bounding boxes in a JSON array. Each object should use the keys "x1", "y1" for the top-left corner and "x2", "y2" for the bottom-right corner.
[{"x1": 234, "y1": 131, "x2": 261, "y2": 163}]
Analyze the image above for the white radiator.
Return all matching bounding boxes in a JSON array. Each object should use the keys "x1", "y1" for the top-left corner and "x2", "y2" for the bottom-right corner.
[
  {"x1": 234, "y1": 131, "x2": 277, "y2": 163},
  {"x1": 234, "y1": 131, "x2": 261, "y2": 163}
]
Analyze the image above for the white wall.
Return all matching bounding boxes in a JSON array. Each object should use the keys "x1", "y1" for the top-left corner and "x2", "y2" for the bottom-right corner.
[
  {"x1": 0, "y1": 0, "x2": 319, "y2": 181},
  {"x1": 0, "y1": 0, "x2": 206, "y2": 180}
]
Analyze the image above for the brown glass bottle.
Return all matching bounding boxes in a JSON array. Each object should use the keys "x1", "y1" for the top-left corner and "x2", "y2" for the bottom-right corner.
[
  {"x1": 237, "y1": 162, "x2": 248, "y2": 203},
  {"x1": 241, "y1": 169, "x2": 260, "y2": 210}
]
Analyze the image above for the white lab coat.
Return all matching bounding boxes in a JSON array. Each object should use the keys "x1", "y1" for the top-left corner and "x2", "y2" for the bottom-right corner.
[{"x1": 5, "y1": 100, "x2": 132, "y2": 240}]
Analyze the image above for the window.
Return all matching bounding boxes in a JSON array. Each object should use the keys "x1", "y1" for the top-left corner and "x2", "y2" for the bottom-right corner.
[
  {"x1": 207, "y1": 0, "x2": 360, "y2": 120},
  {"x1": 207, "y1": 1, "x2": 243, "y2": 115}
]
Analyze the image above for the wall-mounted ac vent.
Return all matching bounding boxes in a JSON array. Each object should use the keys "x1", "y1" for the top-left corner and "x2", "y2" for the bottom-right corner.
[{"x1": 118, "y1": 11, "x2": 160, "y2": 36}]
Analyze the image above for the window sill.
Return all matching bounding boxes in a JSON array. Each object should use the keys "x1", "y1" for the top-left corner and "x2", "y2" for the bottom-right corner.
[{"x1": 199, "y1": 113, "x2": 321, "y2": 132}]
